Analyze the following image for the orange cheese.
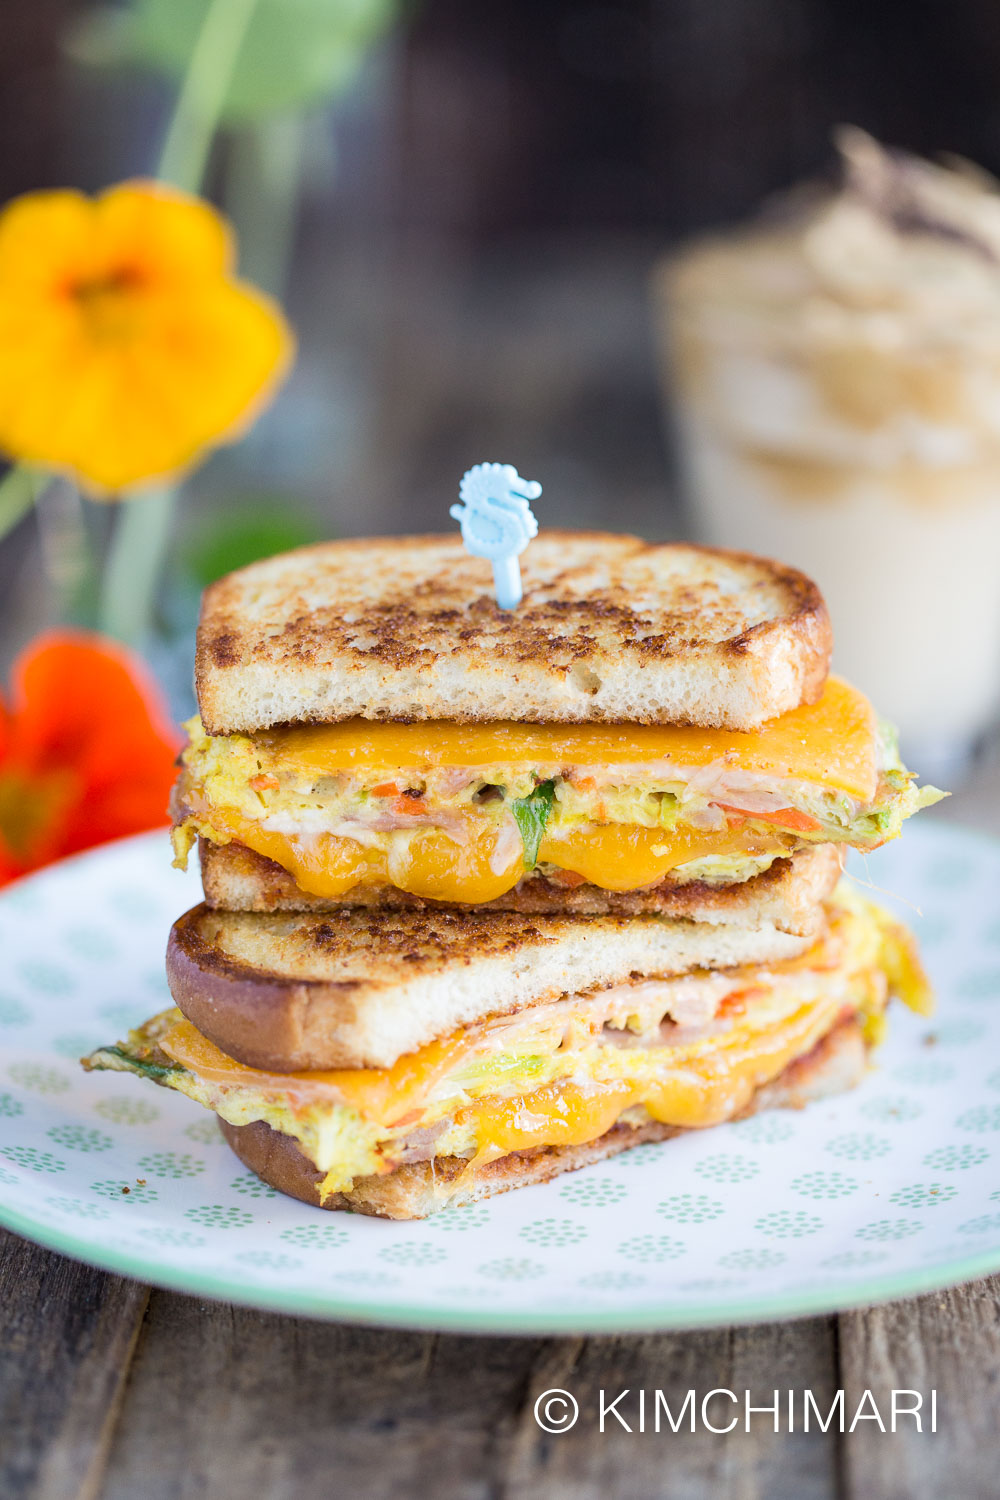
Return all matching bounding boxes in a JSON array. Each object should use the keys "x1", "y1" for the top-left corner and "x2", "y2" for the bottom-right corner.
[
  {"x1": 536, "y1": 824, "x2": 785, "y2": 892},
  {"x1": 159, "y1": 989, "x2": 848, "y2": 1164},
  {"x1": 159, "y1": 1018, "x2": 467, "y2": 1126},
  {"x1": 457, "y1": 992, "x2": 845, "y2": 1165},
  {"x1": 264, "y1": 676, "x2": 878, "y2": 802},
  {"x1": 201, "y1": 810, "x2": 788, "y2": 903}
]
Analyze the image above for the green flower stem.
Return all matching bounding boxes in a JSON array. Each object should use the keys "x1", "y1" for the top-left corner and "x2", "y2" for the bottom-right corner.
[
  {"x1": 0, "y1": 464, "x2": 41, "y2": 546},
  {"x1": 100, "y1": 0, "x2": 262, "y2": 646},
  {"x1": 224, "y1": 113, "x2": 307, "y2": 298},
  {"x1": 157, "y1": 0, "x2": 261, "y2": 193},
  {"x1": 98, "y1": 487, "x2": 175, "y2": 645}
]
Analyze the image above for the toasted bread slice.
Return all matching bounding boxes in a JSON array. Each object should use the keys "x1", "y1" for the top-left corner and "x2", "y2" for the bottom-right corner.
[
  {"x1": 195, "y1": 533, "x2": 831, "y2": 734},
  {"x1": 166, "y1": 903, "x2": 813, "y2": 1073},
  {"x1": 197, "y1": 837, "x2": 843, "y2": 937},
  {"x1": 218, "y1": 1015, "x2": 865, "y2": 1218}
]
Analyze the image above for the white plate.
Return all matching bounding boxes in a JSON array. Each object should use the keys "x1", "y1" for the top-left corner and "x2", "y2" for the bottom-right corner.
[{"x1": 0, "y1": 820, "x2": 998, "y2": 1333}]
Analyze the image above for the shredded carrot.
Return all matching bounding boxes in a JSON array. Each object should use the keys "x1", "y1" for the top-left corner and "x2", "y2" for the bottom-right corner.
[
  {"x1": 392, "y1": 795, "x2": 425, "y2": 815},
  {"x1": 249, "y1": 773, "x2": 280, "y2": 793},
  {"x1": 717, "y1": 802, "x2": 821, "y2": 834}
]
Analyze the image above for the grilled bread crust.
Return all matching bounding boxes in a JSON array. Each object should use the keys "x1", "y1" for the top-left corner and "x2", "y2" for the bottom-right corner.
[
  {"x1": 194, "y1": 533, "x2": 831, "y2": 734},
  {"x1": 197, "y1": 836, "x2": 843, "y2": 937},
  {"x1": 166, "y1": 902, "x2": 814, "y2": 1073},
  {"x1": 217, "y1": 1016, "x2": 866, "y2": 1219}
]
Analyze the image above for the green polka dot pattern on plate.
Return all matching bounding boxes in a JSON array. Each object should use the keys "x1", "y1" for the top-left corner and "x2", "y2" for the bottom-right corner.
[
  {"x1": 855, "y1": 1219, "x2": 923, "y2": 1241},
  {"x1": 7, "y1": 1063, "x2": 70, "y2": 1095},
  {"x1": 94, "y1": 1096, "x2": 161, "y2": 1126},
  {"x1": 956, "y1": 970, "x2": 1000, "y2": 1002},
  {"x1": 820, "y1": 1250, "x2": 889, "y2": 1269},
  {"x1": 656, "y1": 1194, "x2": 724, "y2": 1224},
  {"x1": 2, "y1": 1146, "x2": 66, "y2": 1175},
  {"x1": 16, "y1": 960, "x2": 73, "y2": 995},
  {"x1": 331, "y1": 1270, "x2": 401, "y2": 1288},
  {"x1": 956, "y1": 1105, "x2": 1000, "y2": 1133},
  {"x1": 378, "y1": 1241, "x2": 448, "y2": 1268},
  {"x1": 612, "y1": 1143, "x2": 665, "y2": 1168},
  {"x1": 425, "y1": 1207, "x2": 491, "y2": 1232},
  {"x1": 617, "y1": 1235, "x2": 685, "y2": 1263},
  {"x1": 44, "y1": 1195, "x2": 111, "y2": 1220},
  {"x1": 47, "y1": 1124, "x2": 113, "y2": 1154},
  {"x1": 279, "y1": 1223, "x2": 349, "y2": 1249},
  {"x1": 135, "y1": 1227, "x2": 206, "y2": 1248},
  {"x1": 97, "y1": 1003, "x2": 145, "y2": 1031},
  {"x1": 789, "y1": 1171, "x2": 860, "y2": 1200},
  {"x1": 923, "y1": 1144, "x2": 989, "y2": 1171},
  {"x1": 558, "y1": 1177, "x2": 628, "y2": 1208},
  {"x1": 90, "y1": 1179, "x2": 159, "y2": 1205},
  {"x1": 138, "y1": 1152, "x2": 206, "y2": 1180},
  {"x1": 928, "y1": 1019, "x2": 986, "y2": 1046},
  {"x1": 61, "y1": 927, "x2": 118, "y2": 961},
  {"x1": 0, "y1": 998, "x2": 31, "y2": 1025},
  {"x1": 106, "y1": 887, "x2": 158, "y2": 920},
  {"x1": 183, "y1": 1117, "x2": 222, "y2": 1145},
  {"x1": 717, "y1": 1248, "x2": 786, "y2": 1271},
  {"x1": 234, "y1": 1251, "x2": 303, "y2": 1271},
  {"x1": 0, "y1": 1092, "x2": 24, "y2": 1119},
  {"x1": 893, "y1": 1060, "x2": 956, "y2": 1087},
  {"x1": 859, "y1": 1096, "x2": 922, "y2": 1123},
  {"x1": 478, "y1": 1258, "x2": 545, "y2": 1281},
  {"x1": 888, "y1": 1182, "x2": 958, "y2": 1210},
  {"x1": 578, "y1": 1271, "x2": 647, "y2": 1290},
  {"x1": 0, "y1": 1166, "x2": 18, "y2": 1185},
  {"x1": 729, "y1": 1114, "x2": 796, "y2": 1144},
  {"x1": 51, "y1": 1033, "x2": 102, "y2": 1060},
  {"x1": 754, "y1": 1211, "x2": 823, "y2": 1238},
  {"x1": 184, "y1": 1205, "x2": 253, "y2": 1229},
  {"x1": 519, "y1": 1218, "x2": 588, "y2": 1247},
  {"x1": 825, "y1": 1133, "x2": 892, "y2": 1161},
  {"x1": 958, "y1": 1214, "x2": 1000, "y2": 1236},
  {"x1": 229, "y1": 1172, "x2": 276, "y2": 1198},
  {"x1": 693, "y1": 1154, "x2": 760, "y2": 1184}
]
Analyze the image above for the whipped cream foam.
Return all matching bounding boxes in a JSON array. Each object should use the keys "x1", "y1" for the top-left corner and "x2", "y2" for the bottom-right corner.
[{"x1": 659, "y1": 129, "x2": 1000, "y2": 753}]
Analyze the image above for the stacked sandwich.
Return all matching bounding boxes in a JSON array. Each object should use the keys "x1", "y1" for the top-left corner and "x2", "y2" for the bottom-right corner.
[{"x1": 85, "y1": 533, "x2": 941, "y2": 1218}]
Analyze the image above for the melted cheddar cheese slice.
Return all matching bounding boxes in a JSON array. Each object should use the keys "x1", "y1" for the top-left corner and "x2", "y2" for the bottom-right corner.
[
  {"x1": 199, "y1": 809, "x2": 789, "y2": 903},
  {"x1": 265, "y1": 676, "x2": 878, "y2": 800}
]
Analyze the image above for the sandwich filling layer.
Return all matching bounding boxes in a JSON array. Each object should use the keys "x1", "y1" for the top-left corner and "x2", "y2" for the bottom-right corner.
[
  {"x1": 84, "y1": 887, "x2": 929, "y2": 1202},
  {"x1": 171, "y1": 677, "x2": 941, "y2": 904}
]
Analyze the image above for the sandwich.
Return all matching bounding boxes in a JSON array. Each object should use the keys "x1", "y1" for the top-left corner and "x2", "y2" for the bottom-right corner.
[
  {"x1": 81, "y1": 527, "x2": 942, "y2": 1218},
  {"x1": 170, "y1": 533, "x2": 939, "y2": 925},
  {"x1": 83, "y1": 885, "x2": 929, "y2": 1219}
]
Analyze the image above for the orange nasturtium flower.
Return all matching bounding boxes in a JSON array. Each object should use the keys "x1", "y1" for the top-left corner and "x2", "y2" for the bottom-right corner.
[
  {"x1": 0, "y1": 632, "x2": 181, "y2": 886},
  {"x1": 0, "y1": 181, "x2": 294, "y2": 494}
]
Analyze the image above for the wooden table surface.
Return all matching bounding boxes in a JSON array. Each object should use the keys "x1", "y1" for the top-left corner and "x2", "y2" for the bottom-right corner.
[{"x1": 3, "y1": 786, "x2": 999, "y2": 1500}]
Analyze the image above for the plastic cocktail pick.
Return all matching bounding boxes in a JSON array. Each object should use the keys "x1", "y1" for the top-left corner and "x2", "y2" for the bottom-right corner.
[{"x1": 450, "y1": 462, "x2": 541, "y2": 610}]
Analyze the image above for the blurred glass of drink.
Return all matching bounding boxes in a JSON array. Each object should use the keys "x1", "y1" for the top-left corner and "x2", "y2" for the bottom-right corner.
[{"x1": 657, "y1": 127, "x2": 1000, "y2": 781}]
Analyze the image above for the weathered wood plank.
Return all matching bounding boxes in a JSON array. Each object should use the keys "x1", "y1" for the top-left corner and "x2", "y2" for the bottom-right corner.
[
  {"x1": 101, "y1": 1290, "x2": 554, "y2": 1500},
  {"x1": 99, "y1": 1289, "x2": 839, "y2": 1500},
  {"x1": 840, "y1": 1276, "x2": 1000, "y2": 1500},
  {"x1": 0, "y1": 1228, "x2": 149, "y2": 1500}
]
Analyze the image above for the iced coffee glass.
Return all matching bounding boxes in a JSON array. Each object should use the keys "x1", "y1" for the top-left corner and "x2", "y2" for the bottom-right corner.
[{"x1": 658, "y1": 128, "x2": 1000, "y2": 778}]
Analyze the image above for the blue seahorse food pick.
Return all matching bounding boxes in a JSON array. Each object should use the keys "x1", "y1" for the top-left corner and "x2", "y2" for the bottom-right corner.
[{"x1": 450, "y1": 462, "x2": 541, "y2": 610}]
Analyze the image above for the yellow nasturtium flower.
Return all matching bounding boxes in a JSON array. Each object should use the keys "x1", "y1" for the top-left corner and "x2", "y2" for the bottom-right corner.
[{"x1": 0, "y1": 181, "x2": 294, "y2": 494}]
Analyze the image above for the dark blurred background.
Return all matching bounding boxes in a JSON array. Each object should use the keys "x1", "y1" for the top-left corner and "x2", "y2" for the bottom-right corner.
[{"x1": 4, "y1": 0, "x2": 1000, "y2": 662}]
